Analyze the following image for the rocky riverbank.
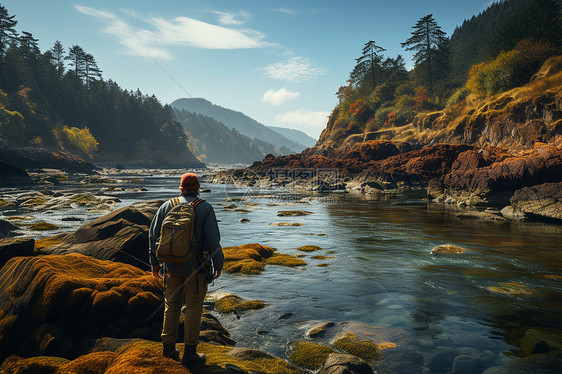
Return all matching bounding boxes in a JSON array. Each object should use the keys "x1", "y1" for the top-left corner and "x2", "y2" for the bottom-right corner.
[
  {"x1": 0, "y1": 200, "x2": 404, "y2": 374},
  {"x1": 212, "y1": 140, "x2": 562, "y2": 223}
]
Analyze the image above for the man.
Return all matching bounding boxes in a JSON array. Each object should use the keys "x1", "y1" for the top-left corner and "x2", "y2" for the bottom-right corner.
[{"x1": 149, "y1": 172, "x2": 223, "y2": 369}]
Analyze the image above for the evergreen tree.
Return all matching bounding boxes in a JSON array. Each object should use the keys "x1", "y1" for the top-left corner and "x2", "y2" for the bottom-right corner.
[
  {"x1": 19, "y1": 31, "x2": 39, "y2": 61},
  {"x1": 83, "y1": 53, "x2": 102, "y2": 87},
  {"x1": 488, "y1": 0, "x2": 562, "y2": 57},
  {"x1": 401, "y1": 14, "x2": 448, "y2": 98},
  {"x1": 49, "y1": 41, "x2": 65, "y2": 78},
  {"x1": 66, "y1": 45, "x2": 85, "y2": 86},
  {"x1": 350, "y1": 41, "x2": 386, "y2": 91},
  {"x1": 0, "y1": 4, "x2": 17, "y2": 82}
]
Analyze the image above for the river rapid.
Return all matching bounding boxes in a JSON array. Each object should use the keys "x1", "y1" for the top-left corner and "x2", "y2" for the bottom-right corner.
[{"x1": 2, "y1": 169, "x2": 561, "y2": 373}]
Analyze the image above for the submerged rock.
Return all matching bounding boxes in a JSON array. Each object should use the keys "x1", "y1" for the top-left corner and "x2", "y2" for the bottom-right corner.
[
  {"x1": 331, "y1": 332, "x2": 381, "y2": 361},
  {"x1": 308, "y1": 322, "x2": 336, "y2": 338},
  {"x1": 288, "y1": 341, "x2": 335, "y2": 370},
  {"x1": 277, "y1": 210, "x2": 313, "y2": 217},
  {"x1": 317, "y1": 353, "x2": 373, "y2": 374}
]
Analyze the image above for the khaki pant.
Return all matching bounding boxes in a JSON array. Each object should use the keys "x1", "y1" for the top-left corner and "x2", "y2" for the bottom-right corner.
[{"x1": 161, "y1": 270, "x2": 207, "y2": 346}]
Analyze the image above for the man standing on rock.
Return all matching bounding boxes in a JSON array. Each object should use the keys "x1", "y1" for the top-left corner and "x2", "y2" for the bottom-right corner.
[{"x1": 149, "y1": 172, "x2": 223, "y2": 369}]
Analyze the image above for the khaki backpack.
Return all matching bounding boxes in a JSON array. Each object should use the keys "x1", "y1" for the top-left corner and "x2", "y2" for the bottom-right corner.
[{"x1": 156, "y1": 197, "x2": 203, "y2": 263}]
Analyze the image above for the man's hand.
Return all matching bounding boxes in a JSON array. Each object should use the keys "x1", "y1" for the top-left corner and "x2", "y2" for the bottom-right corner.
[
  {"x1": 214, "y1": 269, "x2": 222, "y2": 279},
  {"x1": 152, "y1": 265, "x2": 163, "y2": 280}
]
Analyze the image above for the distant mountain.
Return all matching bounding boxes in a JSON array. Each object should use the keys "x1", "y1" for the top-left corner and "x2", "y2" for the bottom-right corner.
[
  {"x1": 174, "y1": 109, "x2": 292, "y2": 165},
  {"x1": 171, "y1": 98, "x2": 308, "y2": 153},
  {"x1": 268, "y1": 126, "x2": 317, "y2": 148}
]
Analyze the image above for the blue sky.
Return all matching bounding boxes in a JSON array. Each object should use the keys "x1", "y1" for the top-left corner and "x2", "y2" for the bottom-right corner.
[{"x1": 2, "y1": 1, "x2": 496, "y2": 138}]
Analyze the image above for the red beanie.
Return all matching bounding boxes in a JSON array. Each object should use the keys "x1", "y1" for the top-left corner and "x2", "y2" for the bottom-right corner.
[{"x1": 179, "y1": 173, "x2": 200, "y2": 191}]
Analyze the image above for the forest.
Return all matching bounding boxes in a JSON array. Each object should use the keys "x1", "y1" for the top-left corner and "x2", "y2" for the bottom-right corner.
[
  {"x1": 324, "y1": 0, "x2": 562, "y2": 144},
  {"x1": 0, "y1": 4, "x2": 202, "y2": 167}
]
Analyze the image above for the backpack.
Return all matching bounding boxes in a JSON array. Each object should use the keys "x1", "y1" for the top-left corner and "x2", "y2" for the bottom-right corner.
[{"x1": 156, "y1": 197, "x2": 203, "y2": 263}]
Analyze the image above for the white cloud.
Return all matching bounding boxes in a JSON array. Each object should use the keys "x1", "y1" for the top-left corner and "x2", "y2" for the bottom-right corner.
[
  {"x1": 212, "y1": 10, "x2": 251, "y2": 25},
  {"x1": 275, "y1": 109, "x2": 330, "y2": 129},
  {"x1": 273, "y1": 8, "x2": 296, "y2": 16},
  {"x1": 262, "y1": 88, "x2": 300, "y2": 106},
  {"x1": 75, "y1": 6, "x2": 272, "y2": 60},
  {"x1": 261, "y1": 57, "x2": 326, "y2": 83}
]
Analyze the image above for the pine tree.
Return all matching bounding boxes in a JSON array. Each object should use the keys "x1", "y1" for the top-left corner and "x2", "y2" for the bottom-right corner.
[
  {"x1": 66, "y1": 45, "x2": 86, "y2": 86},
  {"x1": 83, "y1": 53, "x2": 102, "y2": 87},
  {"x1": 49, "y1": 41, "x2": 65, "y2": 78},
  {"x1": 0, "y1": 4, "x2": 17, "y2": 78},
  {"x1": 350, "y1": 41, "x2": 387, "y2": 91},
  {"x1": 401, "y1": 14, "x2": 448, "y2": 98}
]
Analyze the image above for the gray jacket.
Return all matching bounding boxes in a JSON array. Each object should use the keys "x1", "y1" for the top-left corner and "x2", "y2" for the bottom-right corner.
[{"x1": 148, "y1": 195, "x2": 224, "y2": 275}]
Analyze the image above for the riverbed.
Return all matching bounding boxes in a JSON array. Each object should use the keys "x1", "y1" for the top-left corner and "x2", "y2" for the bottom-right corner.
[{"x1": 2, "y1": 169, "x2": 561, "y2": 373}]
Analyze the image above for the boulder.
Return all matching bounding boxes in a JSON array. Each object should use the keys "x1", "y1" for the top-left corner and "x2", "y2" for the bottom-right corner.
[
  {"x1": 0, "y1": 161, "x2": 33, "y2": 187},
  {"x1": 0, "y1": 237, "x2": 34, "y2": 268},
  {"x1": 430, "y1": 244, "x2": 465, "y2": 254},
  {"x1": 317, "y1": 353, "x2": 373, "y2": 374},
  {"x1": 429, "y1": 143, "x2": 562, "y2": 207},
  {"x1": 0, "y1": 219, "x2": 20, "y2": 239},
  {"x1": 511, "y1": 182, "x2": 562, "y2": 221},
  {"x1": 40, "y1": 200, "x2": 163, "y2": 270},
  {"x1": 519, "y1": 328, "x2": 562, "y2": 356},
  {"x1": 500, "y1": 205, "x2": 527, "y2": 221},
  {"x1": 0, "y1": 253, "x2": 163, "y2": 360},
  {"x1": 0, "y1": 145, "x2": 97, "y2": 173}
]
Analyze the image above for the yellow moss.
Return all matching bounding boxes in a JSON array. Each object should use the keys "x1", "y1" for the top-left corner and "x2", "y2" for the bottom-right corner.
[
  {"x1": 215, "y1": 294, "x2": 265, "y2": 313},
  {"x1": 0, "y1": 199, "x2": 15, "y2": 208},
  {"x1": 317, "y1": 264, "x2": 330, "y2": 267},
  {"x1": 297, "y1": 245, "x2": 322, "y2": 252},
  {"x1": 332, "y1": 332, "x2": 380, "y2": 361},
  {"x1": 288, "y1": 341, "x2": 334, "y2": 370},
  {"x1": 20, "y1": 198, "x2": 46, "y2": 207},
  {"x1": 223, "y1": 258, "x2": 265, "y2": 275},
  {"x1": 265, "y1": 254, "x2": 307, "y2": 267},
  {"x1": 310, "y1": 255, "x2": 335, "y2": 260},
  {"x1": 378, "y1": 342, "x2": 397, "y2": 350},
  {"x1": 277, "y1": 211, "x2": 313, "y2": 217},
  {"x1": 71, "y1": 194, "x2": 97, "y2": 204},
  {"x1": 62, "y1": 351, "x2": 117, "y2": 374},
  {"x1": 29, "y1": 222, "x2": 60, "y2": 231},
  {"x1": 35, "y1": 233, "x2": 68, "y2": 250},
  {"x1": 115, "y1": 340, "x2": 303, "y2": 374},
  {"x1": 430, "y1": 244, "x2": 465, "y2": 254},
  {"x1": 4, "y1": 216, "x2": 33, "y2": 221},
  {"x1": 0, "y1": 355, "x2": 69, "y2": 373},
  {"x1": 234, "y1": 209, "x2": 251, "y2": 213},
  {"x1": 487, "y1": 281, "x2": 533, "y2": 295}
]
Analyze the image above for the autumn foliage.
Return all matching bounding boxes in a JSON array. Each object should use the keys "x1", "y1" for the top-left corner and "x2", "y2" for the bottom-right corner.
[{"x1": 61, "y1": 125, "x2": 99, "y2": 158}]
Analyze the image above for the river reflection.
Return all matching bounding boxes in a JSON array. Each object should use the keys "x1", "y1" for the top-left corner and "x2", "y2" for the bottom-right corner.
[{"x1": 2, "y1": 173, "x2": 561, "y2": 373}]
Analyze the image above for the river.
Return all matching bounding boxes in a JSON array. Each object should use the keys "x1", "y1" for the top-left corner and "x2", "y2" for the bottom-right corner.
[{"x1": 2, "y1": 169, "x2": 562, "y2": 373}]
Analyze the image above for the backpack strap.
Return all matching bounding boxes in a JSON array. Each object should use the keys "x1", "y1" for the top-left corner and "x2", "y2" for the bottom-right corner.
[
  {"x1": 190, "y1": 198, "x2": 204, "y2": 208},
  {"x1": 169, "y1": 197, "x2": 181, "y2": 208}
]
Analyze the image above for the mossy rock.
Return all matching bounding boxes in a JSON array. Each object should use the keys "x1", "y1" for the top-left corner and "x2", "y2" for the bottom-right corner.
[
  {"x1": 317, "y1": 263, "x2": 330, "y2": 267},
  {"x1": 0, "y1": 199, "x2": 16, "y2": 208},
  {"x1": 288, "y1": 341, "x2": 335, "y2": 370},
  {"x1": 225, "y1": 198, "x2": 245, "y2": 202},
  {"x1": 20, "y1": 198, "x2": 46, "y2": 207},
  {"x1": 270, "y1": 222, "x2": 303, "y2": 227},
  {"x1": 307, "y1": 322, "x2": 336, "y2": 338},
  {"x1": 298, "y1": 245, "x2": 323, "y2": 252},
  {"x1": 215, "y1": 294, "x2": 266, "y2": 314},
  {"x1": 4, "y1": 216, "x2": 33, "y2": 221},
  {"x1": 223, "y1": 204, "x2": 237, "y2": 209},
  {"x1": 234, "y1": 209, "x2": 251, "y2": 213},
  {"x1": 277, "y1": 211, "x2": 313, "y2": 217},
  {"x1": 265, "y1": 254, "x2": 307, "y2": 267},
  {"x1": 0, "y1": 355, "x2": 70, "y2": 373},
  {"x1": 430, "y1": 244, "x2": 465, "y2": 254},
  {"x1": 35, "y1": 233, "x2": 68, "y2": 251},
  {"x1": 332, "y1": 332, "x2": 381, "y2": 361},
  {"x1": 223, "y1": 244, "x2": 305, "y2": 274},
  {"x1": 29, "y1": 222, "x2": 60, "y2": 231},
  {"x1": 311, "y1": 255, "x2": 335, "y2": 260}
]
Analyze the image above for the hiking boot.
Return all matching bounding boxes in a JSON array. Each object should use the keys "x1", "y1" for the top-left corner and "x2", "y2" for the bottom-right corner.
[
  {"x1": 182, "y1": 344, "x2": 206, "y2": 369},
  {"x1": 163, "y1": 343, "x2": 180, "y2": 361}
]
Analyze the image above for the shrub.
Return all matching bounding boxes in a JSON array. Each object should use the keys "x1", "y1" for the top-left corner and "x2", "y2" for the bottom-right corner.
[
  {"x1": 61, "y1": 125, "x2": 99, "y2": 158},
  {"x1": 375, "y1": 106, "x2": 395, "y2": 125},
  {"x1": 446, "y1": 87, "x2": 471, "y2": 107}
]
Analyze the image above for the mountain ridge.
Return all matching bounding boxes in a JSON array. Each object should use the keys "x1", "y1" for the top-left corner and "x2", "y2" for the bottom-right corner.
[{"x1": 171, "y1": 98, "x2": 309, "y2": 153}]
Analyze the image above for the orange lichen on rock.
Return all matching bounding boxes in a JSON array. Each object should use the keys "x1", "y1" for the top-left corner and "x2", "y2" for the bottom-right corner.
[
  {"x1": 0, "y1": 253, "x2": 163, "y2": 359},
  {"x1": 223, "y1": 244, "x2": 306, "y2": 274}
]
